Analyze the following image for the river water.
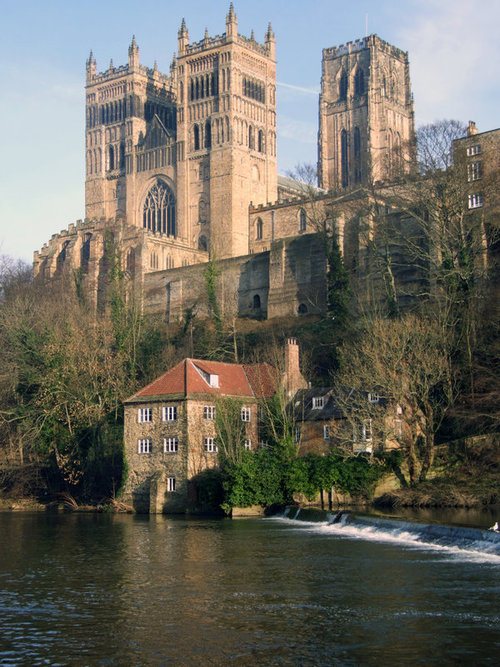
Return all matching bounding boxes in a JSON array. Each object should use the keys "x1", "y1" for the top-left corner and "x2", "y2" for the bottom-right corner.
[{"x1": 0, "y1": 510, "x2": 499, "y2": 666}]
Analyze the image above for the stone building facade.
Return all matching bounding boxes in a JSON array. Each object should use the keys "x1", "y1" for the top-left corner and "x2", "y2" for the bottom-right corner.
[{"x1": 34, "y1": 5, "x2": 421, "y2": 320}]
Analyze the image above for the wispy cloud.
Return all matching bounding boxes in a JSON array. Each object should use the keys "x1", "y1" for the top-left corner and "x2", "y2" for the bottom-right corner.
[
  {"x1": 277, "y1": 81, "x2": 319, "y2": 96},
  {"x1": 278, "y1": 116, "x2": 317, "y2": 144}
]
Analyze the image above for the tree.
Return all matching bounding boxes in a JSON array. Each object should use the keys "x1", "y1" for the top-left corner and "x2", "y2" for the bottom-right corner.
[{"x1": 334, "y1": 314, "x2": 455, "y2": 486}]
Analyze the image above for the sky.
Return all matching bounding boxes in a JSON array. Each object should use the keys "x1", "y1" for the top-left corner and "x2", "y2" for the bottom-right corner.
[{"x1": 0, "y1": 0, "x2": 498, "y2": 263}]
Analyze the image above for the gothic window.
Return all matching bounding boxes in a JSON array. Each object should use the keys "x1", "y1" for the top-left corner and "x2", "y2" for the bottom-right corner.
[
  {"x1": 81, "y1": 233, "x2": 92, "y2": 273},
  {"x1": 258, "y1": 130, "x2": 264, "y2": 153},
  {"x1": 341, "y1": 129, "x2": 349, "y2": 188},
  {"x1": 120, "y1": 143, "x2": 125, "y2": 170},
  {"x1": 198, "y1": 235, "x2": 208, "y2": 251},
  {"x1": 382, "y1": 75, "x2": 387, "y2": 98},
  {"x1": 249, "y1": 125, "x2": 254, "y2": 149},
  {"x1": 56, "y1": 240, "x2": 70, "y2": 273},
  {"x1": 354, "y1": 127, "x2": 361, "y2": 159},
  {"x1": 205, "y1": 120, "x2": 211, "y2": 148},
  {"x1": 194, "y1": 124, "x2": 200, "y2": 150},
  {"x1": 354, "y1": 68, "x2": 365, "y2": 96},
  {"x1": 107, "y1": 145, "x2": 115, "y2": 171},
  {"x1": 126, "y1": 248, "x2": 135, "y2": 277},
  {"x1": 143, "y1": 179, "x2": 176, "y2": 236},
  {"x1": 299, "y1": 209, "x2": 306, "y2": 232},
  {"x1": 256, "y1": 218, "x2": 263, "y2": 240},
  {"x1": 339, "y1": 71, "x2": 348, "y2": 100}
]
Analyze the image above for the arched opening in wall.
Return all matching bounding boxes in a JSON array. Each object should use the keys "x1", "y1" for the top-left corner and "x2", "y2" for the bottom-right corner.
[
  {"x1": 298, "y1": 303, "x2": 308, "y2": 315},
  {"x1": 382, "y1": 75, "x2": 387, "y2": 98},
  {"x1": 198, "y1": 235, "x2": 208, "y2": 251},
  {"x1": 81, "y1": 233, "x2": 92, "y2": 273},
  {"x1": 249, "y1": 125, "x2": 254, "y2": 149},
  {"x1": 126, "y1": 248, "x2": 135, "y2": 277},
  {"x1": 339, "y1": 71, "x2": 348, "y2": 101},
  {"x1": 394, "y1": 132, "x2": 402, "y2": 174},
  {"x1": 194, "y1": 124, "x2": 200, "y2": 150},
  {"x1": 353, "y1": 127, "x2": 361, "y2": 183},
  {"x1": 108, "y1": 144, "x2": 115, "y2": 171},
  {"x1": 258, "y1": 130, "x2": 264, "y2": 153},
  {"x1": 143, "y1": 179, "x2": 176, "y2": 236},
  {"x1": 256, "y1": 218, "x2": 263, "y2": 240},
  {"x1": 253, "y1": 294, "x2": 261, "y2": 309},
  {"x1": 341, "y1": 129, "x2": 349, "y2": 188},
  {"x1": 299, "y1": 209, "x2": 307, "y2": 232},
  {"x1": 120, "y1": 143, "x2": 125, "y2": 170},
  {"x1": 205, "y1": 120, "x2": 211, "y2": 148},
  {"x1": 354, "y1": 68, "x2": 365, "y2": 96},
  {"x1": 56, "y1": 240, "x2": 70, "y2": 273}
]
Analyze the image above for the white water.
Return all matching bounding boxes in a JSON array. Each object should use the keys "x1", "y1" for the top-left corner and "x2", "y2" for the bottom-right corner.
[{"x1": 271, "y1": 510, "x2": 500, "y2": 564}]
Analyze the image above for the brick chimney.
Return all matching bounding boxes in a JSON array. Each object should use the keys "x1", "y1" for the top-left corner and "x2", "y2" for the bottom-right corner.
[{"x1": 283, "y1": 338, "x2": 308, "y2": 397}]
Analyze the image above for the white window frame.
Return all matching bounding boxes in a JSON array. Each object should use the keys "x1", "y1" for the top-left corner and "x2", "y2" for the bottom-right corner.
[
  {"x1": 467, "y1": 161, "x2": 482, "y2": 182},
  {"x1": 466, "y1": 144, "x2": 481, "y2": 156},
  {"x1": 162, "y1": 405, "x2": 177, "y2": 421},
  {"x1": 163, "y1": 437, "x2": 179, "y2": 453},
  {"x1": 312, "y1": 396, "x2": 324, "y2": 409},
  {"x1": 353, "y1": 420, "x2": 372, "y2": 442},
  {"x1": 323, "y1": 424, "x2": 330, "y2": 440},
  {"x1": 244, "y1": 438, "x2": 252, "y2": 450},
  {"x1": 241, "y1": 407, "x2": 251, "y2": 422},
  {"x1": 167, "y1": 476, "x2": 176, "y2": 492},
  {"x1": 204, "y1": 437, "x2": 217, "y2": 452},
  {"x1": 468, "y1": 193, "x2": 483, "y2": 209},
  {"x1": 138, "y1": 439, "x2": 151, "y2": 454},
  {"x1": 368, "y1": 392, "x2": 380, "y2": 404},
  {"x1": 138, "y1": 407, "x2": 152, "y2": 423},
  {"x1": 203, "y1": 405, "x2": 215, "y2": 420}
]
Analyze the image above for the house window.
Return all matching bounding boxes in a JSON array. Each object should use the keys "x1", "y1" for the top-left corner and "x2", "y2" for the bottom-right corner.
[
  {"x1": 167, "y1": 476, "x2": 176, "y2": 492},
  {"x1": 312, "y1": 397, "x2": 324, "y2": 409},
  {"x1": 204, "y1": 437, "x2": 217, "y2": 452},
  {"x1": 299, "y1": 209, "x2": 306, "y2": 232},
  {"x1": 368, "y1": 393, "x2": 380, "y2": 404},
  {"x1": 244, "y1": 439, "x2": 252, "y2": 450},
  {"x1": 241, "y1": 407, "x2": 251, "y2": 422},
  {"x1": 323, "y1": 425, "x2": 330, "y2": 440},
  {"x1": 163, "y1": 437, "x2": 179, "y2": 453},
  {"x1": 466, "y1": 144, "x2": 481, "y2": 156},
  {"x1": 138, "y1": 439, "x2": 151, "y2": 454},
  {"x1": 162, "y1": 406, "x2": 177, "y2": 421},
  {"x1": 467, "y1": 162, "x2": 482, "y2": 181},
  {"x1": 354, "y1": 420, "x2": 372, "y2": 442},
  {"x1": 204, "y1": 405, "x2": 215, "y2": 420},
  {"x1": 468, "y1": 193, "x2": 483, "y2": 209},
  {"x1": 295, "y1": 427, "x2": 301, "y2": 443},
  {"x1": 393, "y1": 419, "x2": 402, "y2": 438},
  {"x1": 138, "y1": 408, "x2": 152, "y2": 423}
]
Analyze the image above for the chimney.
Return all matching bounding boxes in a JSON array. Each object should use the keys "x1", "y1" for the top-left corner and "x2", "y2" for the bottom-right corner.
[
  {"x1": 283, "y1": 338, "x2": 308, "y2": 397},
  {"x1": 467, "y1": 120, "x2": 478, "y2": 136}
]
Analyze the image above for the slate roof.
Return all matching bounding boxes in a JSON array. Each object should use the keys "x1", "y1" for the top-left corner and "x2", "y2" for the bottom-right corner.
[
  {"x1": 292, "y1": 388, "x2": 345, "y2": 421},
  {"x1": 124, "y1": 359, "x2": 278, "y2": 403}
]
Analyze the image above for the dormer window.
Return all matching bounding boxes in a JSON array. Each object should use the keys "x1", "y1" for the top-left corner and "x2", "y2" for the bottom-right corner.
[
  {"x1": 312, "y1": 396, "x2": 324, "y2": 409},
  {"x1": 209, "y1": 374, "x2": 219, "y2": 388},
  {"x1": 368, "y1": 392, "x2": 380, "y2": 404}
]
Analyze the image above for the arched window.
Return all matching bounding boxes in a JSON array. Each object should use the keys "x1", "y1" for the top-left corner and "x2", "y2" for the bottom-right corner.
[
  {"x1": 354, "y1": 68, "x2": 365, "y2": 96},
  {"x1": 198, "y1": 235, "x2": 208, "y2": 251},
  {"x1": 253, "y1": 294, "x2": 261, "y2": 309},
  {"x1": 143, "y1": 179, "x2": 176, "y2": 236},
  {"x1": 120, "y1": 143, "x2": 125, "y2": 170},
  {"x1": 194, "y1": 124, "x2": 200, "y2": 150},
  {"x1": 205, "y1": 120, "x2": 211, "y2": 148},
  {"x1": 299, "y1": 209, "x2": 306, "y2": 232},
  {"x1": 126, "y1": 248, "x2": 135, "y2": 276},
  {"x1": 258, "y1": 130, "x2": 264, "y2": 153},
  {"x1": 108, "y1": 145, "x2": 115, "y2": 171},
  {"x1": 354, "y1": 127, "x2": 361, "y2": 159},
  {"x1": 81, "y1": 233, "x2": 92, "y2": 273},
  {"x1": 341, "y1": 129, "x2": 349, "y2": 188},
  {"x1": 249, "y1": 125, "x2": 254, "y2": 149},
  {"x1": 256, "y1": 218, "x2": 263, "y2": 240},
  {"x1": 298, "y1": 303, "x2": 308, "y2": 315},
  {"x1": 339, "y1": 71, "x2": 348, "y2": 100}
]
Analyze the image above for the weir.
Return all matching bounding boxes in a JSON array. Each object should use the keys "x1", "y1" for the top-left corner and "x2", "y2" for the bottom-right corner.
[{"x1": 273, "y1": 508, "x2": 500, "y2": 557}]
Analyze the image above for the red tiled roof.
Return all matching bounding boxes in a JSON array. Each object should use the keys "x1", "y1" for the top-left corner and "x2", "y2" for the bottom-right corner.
[{"x1": 125, "y1": 358, "x2": 278, "y2": 401}]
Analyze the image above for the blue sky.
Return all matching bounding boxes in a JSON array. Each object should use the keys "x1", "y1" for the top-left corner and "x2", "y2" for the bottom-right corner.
[{"x1": 1, "y1": 0, "x2": 498, "y2": 262}]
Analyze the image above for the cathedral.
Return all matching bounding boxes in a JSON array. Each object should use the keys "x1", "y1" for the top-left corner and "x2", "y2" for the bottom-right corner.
[{"x1": 33, "y1": 4, "x2": 416, "y2": 320}]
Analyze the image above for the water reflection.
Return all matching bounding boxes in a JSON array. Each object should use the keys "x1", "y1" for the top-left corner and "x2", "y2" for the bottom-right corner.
[{"x1": 0, "y1": 512, "x2": 498, "y2": 665}]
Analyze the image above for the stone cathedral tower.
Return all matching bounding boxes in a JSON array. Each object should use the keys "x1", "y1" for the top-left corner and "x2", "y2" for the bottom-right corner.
[
  {"x1": 176, "y1": 4, "x2": 277, "y2": 258},
  {"x1": 318, "y1": 35, "x2": 415, "y2": 190}
]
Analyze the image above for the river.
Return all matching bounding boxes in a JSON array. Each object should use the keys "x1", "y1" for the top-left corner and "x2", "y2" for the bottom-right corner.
[{"x1": 0, "y1": 509, "x2": 498, "y2": 665}]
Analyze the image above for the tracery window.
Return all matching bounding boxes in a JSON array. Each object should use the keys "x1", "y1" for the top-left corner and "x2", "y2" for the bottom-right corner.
[{"x1": 143, "y1": 180, "x2": 176, "y2": 236}]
